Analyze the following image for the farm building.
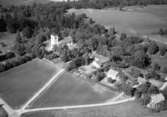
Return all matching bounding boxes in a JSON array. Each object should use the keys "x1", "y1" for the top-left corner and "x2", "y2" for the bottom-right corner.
[
  {"x1": 90, "y1": 53, "x2": 109, "y2": 69},
  {"x1": 106, "y1": 69, "x2": 119, "y2": 80},
  {"x1": 147, "y1": 93, "x2": 165, "y2": 111}
]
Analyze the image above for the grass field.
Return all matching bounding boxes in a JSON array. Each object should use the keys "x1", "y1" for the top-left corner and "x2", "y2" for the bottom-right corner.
[
  {"x1": 29, "y1": 72, "x2": 116, "y2": 108},
  {"x1": 69, "y1": 5, "x2": 167, "y2": 36},
  {"x1": 22, "y1": 100, "x2": 167, "y2": 117},
  {"x1": 0, "y1": 59, "x2": 57, "y2": 109}
]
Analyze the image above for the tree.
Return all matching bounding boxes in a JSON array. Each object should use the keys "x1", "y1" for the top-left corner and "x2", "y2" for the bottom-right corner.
[
  {"x1": 120, "y1": 33, "x2": 127, "y2": 41},
  {"x1": 152, "y1": 62, "x2": 161, "y2": 71},
  {"x1": 139, "y1": 94, "x2": 151, "y2": 106},
  {"x1": 0, "y1": 64, "x2": 5, "y2": 72},
  {"x1": 145, "y1": 71, "x2": 161, "y2": 80},
  {"x1": 147, "y1": 85, "x2": 159, "y2": 95},
  {"x1": 148, "y1": 41, "x2": 159, "y2": 55},
  {"x1": 6, "y1": 18, "x2": 19, "y2": 33},
  {"x1": 96, "y1": 71, "x2": 106, "y2": 82},
  {"x1": 22, "y1": 26, "x2": 33, "y2": 38},
  {"x1": 132, "y1": 50, "x2": 151, "y2": 68},
  {"x1": 137, "y1": 82, "x2": 151, "y2": 94},
  {"x1": 161, "y1": 66, "x2": 167, "y2": 74},
  {"x1": 159, "y1": 45, "x2": 166, "y2": 56},
  {"x1": 0, "y1": 105, "x2": 8, "y2": 117},
  {"x1": 0, "y1": 18, "x2": 7, "y2": 32}
]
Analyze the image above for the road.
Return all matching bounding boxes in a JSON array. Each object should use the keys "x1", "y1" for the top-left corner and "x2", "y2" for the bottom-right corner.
[{"x1": 23, "y1": 97, "x2": 135, "y2": 113}]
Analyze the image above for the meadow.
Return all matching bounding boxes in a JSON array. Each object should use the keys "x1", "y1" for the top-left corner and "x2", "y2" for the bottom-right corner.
[
  {"x1": 29, "y1": 72, "x2": 116, "y2": 108},
  {"x1": 69, "y1": 5, "x2": 167, "y2": 36},
  {"x1": 0, "y1": 59, "x2": 57, "y2": 109}
]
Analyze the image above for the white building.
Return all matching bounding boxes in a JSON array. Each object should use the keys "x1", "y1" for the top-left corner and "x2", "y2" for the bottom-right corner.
[
  {"x1": 47, "y1": 34, "x2": 59, "y2": 51},
  {"x1": 147, "y1": 93, "x2": 165, "y2": 110},
  {"x1": 106, "y1": 69, "x2": 119, "y2": 80}
]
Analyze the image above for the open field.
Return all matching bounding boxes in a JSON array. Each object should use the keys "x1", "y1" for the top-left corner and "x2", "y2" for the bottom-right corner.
[
  {"x1": 22, "y1": 100, "x2": 167, "y2": 117},
  {"x1": 0, "y1": 59, "x2": 57, "y2": 109},
  {"x1": 69, "y1": 5, "x2": 167, "y2": 37},
  {"x1": 29, "y1": 72, "x2": 116, "y2": 108}
]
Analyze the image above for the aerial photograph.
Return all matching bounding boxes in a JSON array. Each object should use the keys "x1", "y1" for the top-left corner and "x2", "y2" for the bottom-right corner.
[{"x1": 0, "y1": 0, "x2": 167, "y2": 117}]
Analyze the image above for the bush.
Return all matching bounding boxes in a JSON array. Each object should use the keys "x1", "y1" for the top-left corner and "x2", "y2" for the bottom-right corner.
[
  {"x1": 148, "y1": 41, "x2": 159, "y2": 55},
  {"x1": 0, "y1": 18, "x2": 7, "y2": 32},
  {"x1": 0, "y1": 52, "x2": 15, "y2": 62},
  {"x1": 132, "y1": 50, "x2": 151, "y2": 68},
  {"x1": 22, "y1": 26, "x2": 33, "y2": 38},
  {"x1": 159, "y1": 45, "x2": 167, "y2": 56},
  {"x1": 161, "y1": 66, "x2": 167, "y2": 74},
  {"x1": 96, "y1": 71, "x2": 106, "y2": 81},
  {"x1": 145, "y1": 71, "x2": 161, "y2": 80},
  {"x1": 152, "y1": 63, "x2": 161, "y2": 71}
]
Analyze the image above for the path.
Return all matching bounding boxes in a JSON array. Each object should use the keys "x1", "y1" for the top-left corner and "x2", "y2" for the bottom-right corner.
[
  {"x1": 23, "y1": 97, "x2": 135, "y2": 113},
  {"x1": 105, "y1": 92, "x2": 124, "y2": 102},
  {"x1": 21, "y1": 69, "x2": 65, "y2": 110},
  {"x1": 0, "y1": 98, "x2": 14, "y2": 116}
]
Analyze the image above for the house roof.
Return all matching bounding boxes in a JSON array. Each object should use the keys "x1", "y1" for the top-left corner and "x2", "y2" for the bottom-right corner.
[
  {"x1": 93, "y1": 53, "x2": 109, "y2": 65},
  {"x1": 150, "y1": 93, "x2": 165, "y2": 104},
  {"x1": 106, "y1": 69, "x2": 119, "y2": 80}
]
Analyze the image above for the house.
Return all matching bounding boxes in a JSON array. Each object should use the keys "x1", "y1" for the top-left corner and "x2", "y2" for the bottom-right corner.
[
  {"x1": 147, "y1": 93, "x2": 165, "y2": 110},
  {"x1": 90, "y1": 53, "x2": 109, "y2": 69},
  {"x1": 79, "y1": 65, "x2": 97, "y2": 75},
  {"x1": 65, "y1": 36, "x2": 77, "y2": 50},
  {"x1": 133, "y1": 77, "x2": 147, "y2": 88},
  {"x1": 106, "y1": 69, "x2": 119, "y2": 80}
]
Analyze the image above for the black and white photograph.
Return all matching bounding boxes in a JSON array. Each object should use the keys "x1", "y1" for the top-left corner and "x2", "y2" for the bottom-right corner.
[{"x1": 0, "y1": 0, "x2": 167, "y2": 117}]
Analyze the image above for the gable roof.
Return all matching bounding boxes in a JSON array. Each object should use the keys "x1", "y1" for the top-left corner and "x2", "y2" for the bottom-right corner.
[{"x1": 106, "y1": 69, "x2": 119, "y2": 80}]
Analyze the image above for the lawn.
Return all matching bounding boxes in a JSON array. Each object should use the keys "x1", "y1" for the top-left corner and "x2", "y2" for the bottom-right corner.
[
  {"x1": 29, "y1": 72, "x2": 116, "y2": 108},
  {"x1": 22, "y1": 100, "x2": 167, "y2": 117},
  {"x1": 69, "y1": 5, "x2": 167, "y2": 36},
  {"x1": 0, "y1": 59, "x2": 57, "y2": 109}
]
